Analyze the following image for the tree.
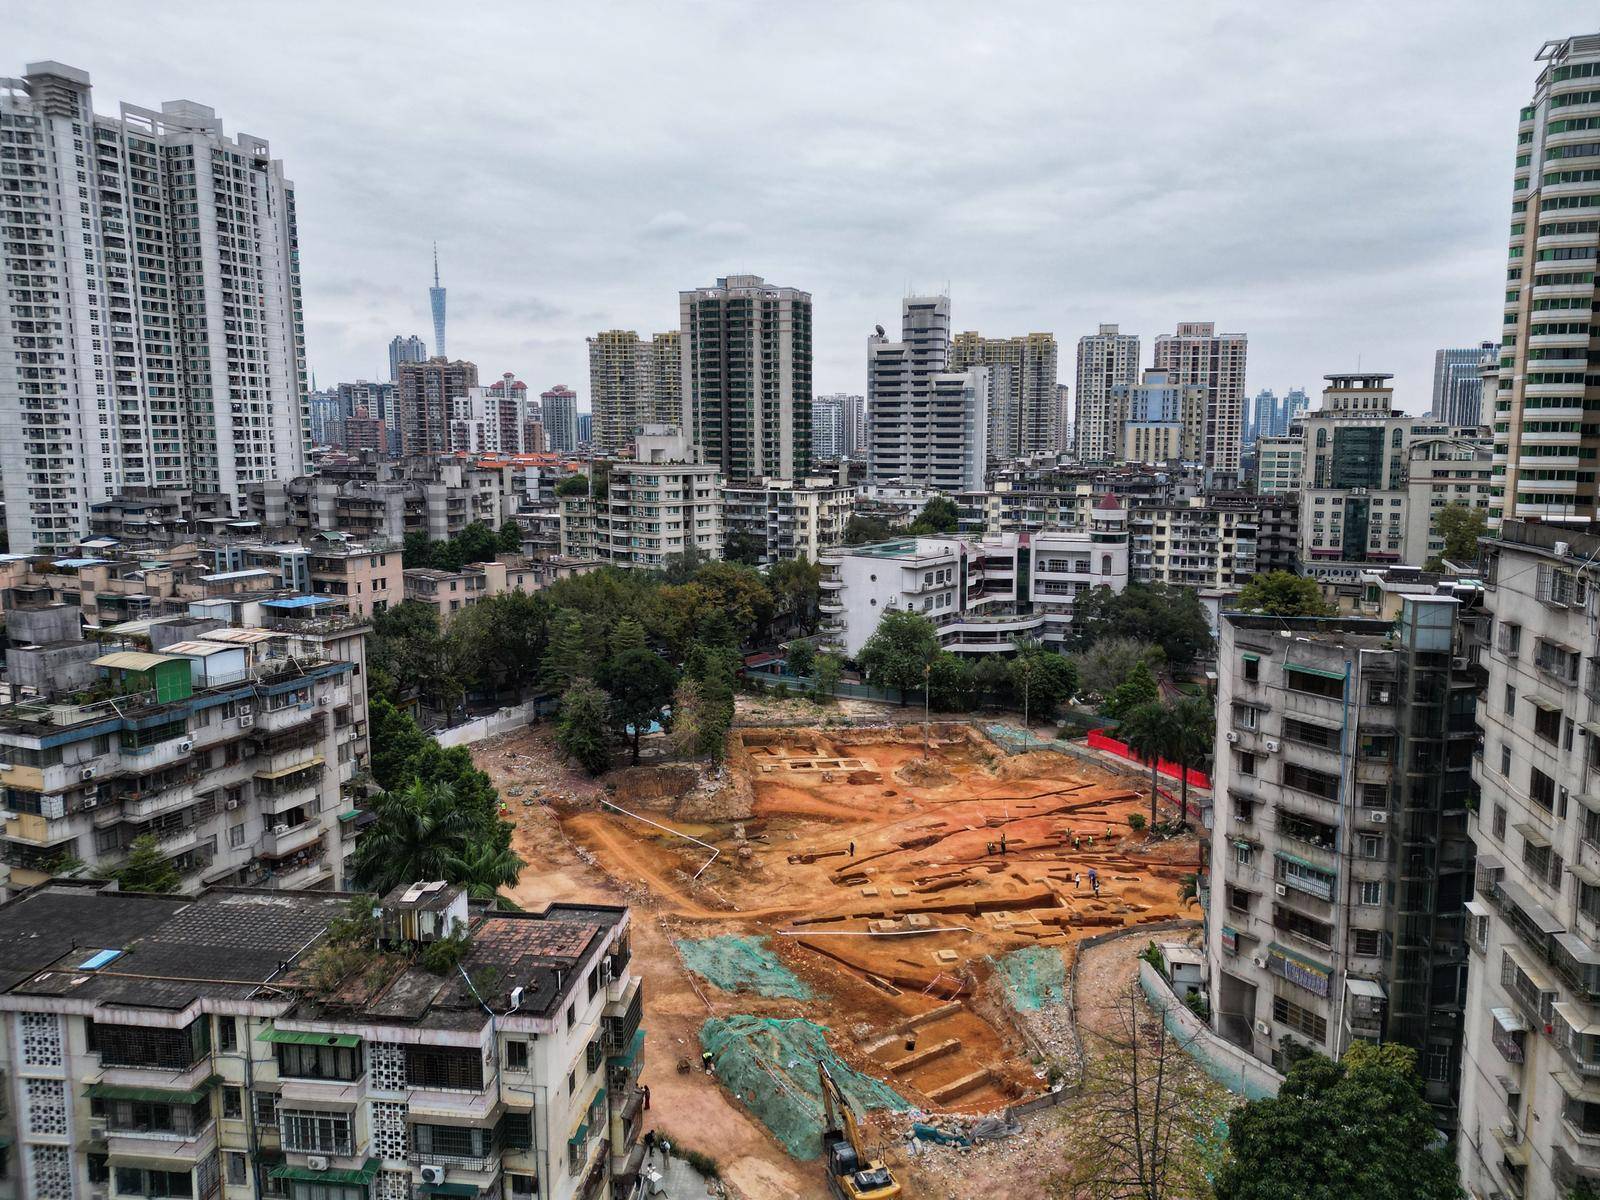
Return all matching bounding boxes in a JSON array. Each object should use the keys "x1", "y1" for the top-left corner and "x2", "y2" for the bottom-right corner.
[
  {"x1": 351, "y1": 780, "x2": 478, "y2": 896},
  {"x1": 1237, "y1": 571, "x2": 1331, "y2": 618},
  {"x1": 1168, "y1": 695, "x2": 1214, "y2": 826},
  {"x1": 444, "y1": 836, "x2": 524, "y2": 905},
  {"x1": 1118, "y1": 701, "x2": 1179, "y2": 828},
  {"x1": 497, "y1": 520, "x2": 524, "y2": 554},
  {"x1": 768, "y1": 556, "x2": 822, "y2": 632},
  {"x1": 449, "y1": 590, "x2": 550, "y2": 700},
  {"x1": 368, "y1": 694, "x2": 433, "y2": 792},
  {"x1": 1058, "y1": 983, "x2": 1227, "y2": 1200},
  {"x1": 668, "y1": 678, "x2": 707, "y2": 757},
  {"x1": 908, "y1": 496, "x2": 960, "y2": 534},
  {"x1": 402, "y1": 530, "x2": 436, "y2": 568},
  {"x1": 858, "y1": 609, "x2": 941, "y2": 704},
  {"x1": 843, "y1": 514, "x2": 899, "y2": 545},
  {"x1": 556, "y1": 680, "x2": 612, "y2": 774},
  {"x1": 812, "y1": 652, "x2": 843, "y2": 701},
  {"x1": 691, "y1": 561, "x2": 774, "y2": 632},
  {"x1": 787, "y1": 638, "x2": 816, "y2": 679},
  {"x1": 972, "y1": 655, "x2": 1013, "y2": 708},
  {"x1": 1068, "y1": 584, "x2": 1213, "y2": 667},
  {"x1": 599, "y1": 647, "x2": 678, "y2": 765},
  {"x1": 1072, "y1": 638, "x2": 1165, "y2": 703},
  {"x1": 724, "y1": 527, "x2": 767, "y2": 566},
  {"x1": 1212, "y1": 1042, "x2": 1463, "y2": 1200},
  {"x1": 1432, "y1": 503, "x2": 1487, "y2": 566},
  {"x1": 110, "y1": 834, "x2": 181, "y2": 894},
  {"x1": 541, "y1": 610, "x2": 590, "y2": 691},
  {"x1": 554, "y1": 472, "x2": 590, "y2": 497},
  {"x1": 1009, "y1": 640, "x2": 1078, "y2": 724},
  {"x1": 609, "y1": 615, "x2": 648, "y2": 658},
  {"x1": 1103, "y1": 662, "x2": 1160, "y2": 721},
  {"x1": 927, "y1": 651, "x2": 977, "y2": 711}
]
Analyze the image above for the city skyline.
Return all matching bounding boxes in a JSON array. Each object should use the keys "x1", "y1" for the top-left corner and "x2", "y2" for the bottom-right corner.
[{"x1": 14, "y1": 0, "x2": 1591, "y2": 408}]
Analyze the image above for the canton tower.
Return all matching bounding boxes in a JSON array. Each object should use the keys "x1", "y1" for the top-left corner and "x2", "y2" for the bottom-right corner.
[{"x1": 429, "y1": 242, "x2": 447, "y2": 358}]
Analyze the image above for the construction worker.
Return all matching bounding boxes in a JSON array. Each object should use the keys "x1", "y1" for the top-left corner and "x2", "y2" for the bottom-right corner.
[
  {"x1": 1089, "y1": 867, "x2": 1100, "y2": 896},
  {"x1": 1000, "y1": 833, "x2": 1008, "y2": 856},
  {"x1": 1073, "y1": 872, "x2": 1081, "y2": 890},
  {"x1": 1073, "y1": 834, "x2": 1081, "y2": 851},
  {"x1": 1086, "y1": 834, "x2": 1094, "y2": 850},
  {"x1": 849, "y1": 841, "x2": 856, "y2": 857}
]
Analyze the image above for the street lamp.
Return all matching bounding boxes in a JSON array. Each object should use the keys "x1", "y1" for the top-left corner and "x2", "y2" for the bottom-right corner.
[{"x1": 923, "y1": 660, "x2": 932, "y2": 757}]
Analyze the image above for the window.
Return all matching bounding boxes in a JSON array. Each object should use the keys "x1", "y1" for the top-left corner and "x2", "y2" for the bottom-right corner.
[
  {"x1": 276, "y1": 1041, "x2": 362, "y2": 1081},
  {"x1": 225, "y1": 1154, "x2": 247, "y2": 1186},
  {"x1": 1358, "y1": 880, "x2": 1383, "y2": 906},
  {"x1": 566, "y1": 1004, "x2": 575, "y2": 1029},
  {"x1": 1353, "y1": 928, "x2": 1383, "y2": 957},
  {"x1": 405, "y1": 1044, "x2": 482, "y2": 1091},
  {"x1": 1536, "y1": 705, "x2": 1562, "y2": 743},
  {"x1": 1502, "y1": 744, "x2": 1513, "y2": 777},
  {"x1": 1532, "y1": 766, "x2": 1558, "y2": 811},
  {"x1": 1282, "y1": 717, "x2": 1339, "y2": 750},
  {"x1": 1494, "y1": 804, "x2": 1508, "y2": 841},
  {"x1": 1273, "y1": 993, "x2": 1328, "y2": 1042},
  {"x1": 1360, "y1": 783, "x2": 1388, "y2": 810},
  {"x1": 1358, "y1": 834, "x2": 1384, "y2": 860},
  {"x1": 1238, "y1": 751, "x2": 1256, "y2": 777},
  {"x1": 505, "y1": 1040, "x2": 529, "y2": 1070},
  {"x1": 1505, "y1": 683, "x2": 1518, "y2": 714},
  {"x1": 253, "y1": 1091, "x2": 278, "y2": 1126},
  {"x1": 114, "y1": 1167, "x2": 193, "y2": 1198},
  {"x1": 223, "y1": 1087, "x2": 242, "y2": 1120},
  {"x1": 1282, "y1": 762, "x2": 1340, "y2": 801},
  {"x1": 1285, "y1": 666, "x2": 1344, "y2": 699},
  {"x1": 217, "y1": 1016, "x2": 237, "y2": 1052},
  {"x1": 1242, "y1": 654, "x2": 1260, "y2": 682},
  {"x1": 282, "y1": 1109, "x2": 354, "y2": 1156}
]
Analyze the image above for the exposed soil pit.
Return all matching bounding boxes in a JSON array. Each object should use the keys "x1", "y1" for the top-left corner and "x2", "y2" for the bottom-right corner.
[{"x1": 554, "y1": 722, "x2": 1200, "y2": 1118}]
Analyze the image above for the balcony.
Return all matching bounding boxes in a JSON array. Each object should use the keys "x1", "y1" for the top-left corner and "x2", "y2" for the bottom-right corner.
[{"x1": 260, "y1": 820, "x2": 321, "y2": 858}]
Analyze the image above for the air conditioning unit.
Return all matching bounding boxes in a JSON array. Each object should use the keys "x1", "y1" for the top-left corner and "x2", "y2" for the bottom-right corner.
[
  {"x1": 1264, "y1": 739, "x2": 1281, "y2": 753},
  {"x1": 1254, "y1": 1020, "x2": 1271, "y2": 1037},
  {"x1": 1556, "y1": 540, "x2": 1572, "y2": 558},
  {"x1": 419, "y1": 1165, "x2": 447, "y2": 1185},
  {"x1": 306, "y1": 1156, "x2": 328, "y2": 1172},
  {"x1": 1225, "y1": 731, "x2": 1239, "y2": 744},
  {"x1": 225, "y1": 798, "x2": 240, "y2": 811},
  {"x1": 318, "y1": 695, "x2": 331, "y2": 707},
  {"x1": 1368, "y1": 811, "x2": 1388, "y2": 824},
  {"x1": 239, "y1": 714, "x2": 255, "y2": 729},
  {"x1": 1252, "y1": 955, "x2": 1270, "y2": 970},
  {"x1": 176, "y1": 739, "x2": 193, "y2": 753},
  {"x1": 1274, "y1": 884, "x2": 1288, "y2": 897},
  {"x1": 82, "y1": 795, "x2": 97, "y2": 810},
  {"x1": 81, "y1": 765, "x2": 97, "y2": 780}
]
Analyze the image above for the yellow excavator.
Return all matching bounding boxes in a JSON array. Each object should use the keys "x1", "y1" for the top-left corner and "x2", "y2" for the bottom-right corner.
[{"x1": 818, "y1": 1060, "x2": 903, "y2": 1200}]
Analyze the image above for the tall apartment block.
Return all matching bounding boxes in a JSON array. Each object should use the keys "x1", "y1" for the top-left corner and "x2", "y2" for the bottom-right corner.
[
  {"x1": 1208, "y1": 599, "x2": 1481, "y2": 1133},
  {"x1": 1112, "y1": 367, "x2": 1206, "y2": 463},
  {"x1": 0, "y1": 879, "x2": 646, "y2": 1200},
  {"x1": 1153, "y1": 321, "x2": 1248, "y2": 472},
  {"x1": 394, "y1": 358, "x2": 478, "y2": 456},
  {"x1": 1493, "y1": 34, "x2": 1600, "y2": 530},
  {"x1": 1247, "y1": 389, "x2": 1278, "y2": 444},
  {"x1": 593, "y1": 426, "x2": 722, "y2": 569},
  {"x1": 949, "y1": 331, "x2": 1059, "y2": 462},
  {"x1": 812, "y1": 393, "x2": 847, "y2": 460},
  {"x1": 844, "y1": 394, "x2": 867, "y2": 459},
  {"x1": 0, "y1": 62, "x2": 310, "y2": 553},
  {"x1": 1456, "y1": 520, "x2": 1600, "y2": 1198},
  {"x1": 586, "y1": 331, "x2": 678, "y2": 455},
  {"x1": 1054, "y1": 383, "x2": 1073, "y2": 455},
  {"x1": 541, "y1": 385, "x2": 578, "y2": 453},
  {"x1": 680, "y1": 275, "x2": 812, "y2": 481},
  {"x1": 866, "y1": 296, "x2": 988, "y2": 493},
  {"x1": 387, "y1": 334, "x2": 427, "y2": 381},
  {"x1": 1073, "y1": 325, "x2": 1140, "y2": 463},
  {"x1": 1433, "y1": 344, "x2": 1495, "y2": 428}
]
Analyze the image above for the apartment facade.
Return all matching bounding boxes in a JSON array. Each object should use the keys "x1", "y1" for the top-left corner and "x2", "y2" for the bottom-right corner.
[
  {"x1": 1433, "y1": 344, "x2": 1494, "y2": 428},
  {"x1": 817, "y1": 509, "x2": 1128, "y2": 659},
  {"x1": 1255, "y1": 432, "x2": 1304, "y2": 496},
  {"x1": 1153, "y1": 322, "x2": 1248, "y2": 473},
  {"x1": 587, "y1": 427, "x2": 722, "y2": 570},
  {"x1": 811, "y1": 394, "x2": 846, "y2": 461},
  {"x1": 541, "y1": 386, "x2": 579, "y2": 454},
  {"x1": 0, "y1": 62, "x2": 310, "y2": 553},
  {"x1": 586, "y1": 331, "x2": 679, "y2": 456},
  {"x1": 1129, "y1": 496, "x2": 1259, "y2": 590},
  {"x1": 720, "y1": 475, "x2": 854, "y2": 564},
  {"x1": 0, "y1": 880, "x2": 646, "y2": 1200},
  {"x1": 866, "y1": 296, "x2": 989, "y2": 492},
  {"x1": 679, "y1": 275, "x2": 811, "y2": 482},
  {"x1": 395, "y1": 359, "x2": 479, "y2": 456},
  {"x1": 1208, "y1": 601, "x2": 1480, "y2": 1134},
  {"x1": 949, "y1": 330, "x2": 1060, "y2": 461},
  {"x1": 1112, "y1": 368, "x2": 1206, "y2": 464},
  {"x1": 1074, "y1": 324, "x2": 1141, "y2": 464},
  {"x1": 1460, "y1": 521, "x2": 1600, "y2": 1200},
  {"x1": 388, "y1": 334, "x2": 427, "y2": 381},
  {"x1": 250, "y1": 458, "x2": 509, "y2": 544},
  {"x1": 1492, "y1": 33, "x2": 1600, "y2": 530}
]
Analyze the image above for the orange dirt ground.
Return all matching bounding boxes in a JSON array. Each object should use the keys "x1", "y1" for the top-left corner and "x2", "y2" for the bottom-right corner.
[{"x1": 516, "y1": 722, "x2": 1200, "y2": 1117}]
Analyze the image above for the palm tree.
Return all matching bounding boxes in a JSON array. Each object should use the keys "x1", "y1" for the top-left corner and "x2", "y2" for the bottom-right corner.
[
  {"x1": 1119, "y1": 701, "x2": 1179, "y2": 829},
  {"x1": 1169, "y1": 696, "x2": 1215, "y2": 828},
  {"x1": 445, "y1": 838, "x2": 525, "y2": 905},
  {"x1": 351, "y1": 779, "x2": 475, "y2": 895}
]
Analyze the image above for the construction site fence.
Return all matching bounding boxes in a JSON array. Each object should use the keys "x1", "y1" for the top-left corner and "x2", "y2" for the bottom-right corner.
[
  {"x1": 1085, "y1": 729, "x2": 1212, "y2": 789},
  {"x1": 1138, "y1": 958, "x2": 1284, "y2": 1102}
]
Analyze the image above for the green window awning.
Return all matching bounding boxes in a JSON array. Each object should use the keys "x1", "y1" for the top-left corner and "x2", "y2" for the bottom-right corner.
[
  {"x1": 1241, "y1": 652, "x2": 1260, "y2": 662},
  {"x1": 1285, "y1": 663, "x2": 1346, "y2": 681},
  {"x1": 608, "y1": 1027, "x2": 645, "y2": 1069},
  {"x1": 1274, "y1": 849, "x2": 1331, "y2": 875},
  {"x1": 568, "y1": 1122, "x2": 589, "y2": 1146},
  {"x1": 256, "y1": 1026, "x2": 361, "y2": 1048},
  {"x1": 270, "y1": 1158, "x2": 379, "y2": 1186},
  {"x1": 421, "y1": 1185, "x2": 481, "y2": 1198},
  {"x1": 337, "y1": 809, "x2": 362, "y2": 823},
  {"x1": 86, "y1": 1077, "x2": 219, "y2": 1105}
]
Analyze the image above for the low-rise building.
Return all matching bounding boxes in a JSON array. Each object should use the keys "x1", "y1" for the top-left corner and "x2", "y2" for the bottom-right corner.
[
  {"x1": 720, "y1": 473, "x2": 855, "y2": 563},
  {"x1": 1130, "y1": 496, "x2": 1260, "y2": 590},
  {"x1": 0, "y1": 879, "x2": 645, "y2": 1200}
]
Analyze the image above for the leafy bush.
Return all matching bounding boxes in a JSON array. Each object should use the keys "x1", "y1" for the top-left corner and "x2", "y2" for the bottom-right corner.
[{"x1": 1127, "y1": 812, "x2": 1146, "y2": 832}]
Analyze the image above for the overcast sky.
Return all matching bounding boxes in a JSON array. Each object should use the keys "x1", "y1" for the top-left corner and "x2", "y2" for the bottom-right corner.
[{"x1": 14, "y1": 1, "x2": 1597, "y2": 415}]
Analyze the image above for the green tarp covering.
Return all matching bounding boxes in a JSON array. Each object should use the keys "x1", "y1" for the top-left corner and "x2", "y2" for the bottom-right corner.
[
  {"x1": 85, "y1": 1077, "x2": 218, "y2": 1105},
  {"x1": 270, "y1": 1158, "x2": 379, "y2": 1185},
  {"x1": 256, "y1": 1026, "x2": 361, "y2": 1047}
]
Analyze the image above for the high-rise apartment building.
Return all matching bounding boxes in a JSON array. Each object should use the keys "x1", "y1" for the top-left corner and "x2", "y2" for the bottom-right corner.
[
  {"x1": 866, "y1": 296, "x2": 989, "y2": 493},
  {"x1": 1247, "y1": 389, "x2": 1278, "y2": 444},
  {"x1": 577, "y1": 412, "x2": 593, "y2": 446},
  {"x1": 1493, "y1": 33, "x2": 1600, "y2": 530},
  {"x1": 1209, "y1": 600, "x2": 1481, "y2": 1131},
  {"x1": 395, "y1": 358, "x2": 478, "y2": 455},
  {"x1": 0, "y1": 62, "x2": 310, "y2": 552},
  {"x1": 812, "y1": 393, "x2": 847, "y2": 460},
  {"x1": 950, "y1": 331, "x2": 1060, "y2": 461},
  {"x1": 586, "y1": 330, "x2": 679, "y2": 454},
  {"x1": 1431, "y1": 343, "x2": 1495, "y2": 429},
  {"x1": 1461, "y1": 520, "x2": 1600, "y2": 1199},
  {"x1": 542, "y1": 385, "x2": 579, "y2": 453},
  {"x1": 1112, "y1": 367, "x2": 1206, "y2": 463},
  {"x1": 1153, "y1": 321, "x2": 1249, "y2": 472},
  {"x1": 680, "y1": 275, "x2": 812, "y2": 480},
  {"x1": 1074, "y1": 325, "x2": 1141, "y2": 463},
  {"x1": 387, "y1": 334, "x2": 427, "y2": 381},
  {"x1": 429, "y1": 242, "x2": 447, "y2": 357},
  {"x1": 1054, "y1": 383, "x2": 1073, "y2": 454},
  {"x1": 844, "y1": 394, "x2": 867, "y2": 459}
]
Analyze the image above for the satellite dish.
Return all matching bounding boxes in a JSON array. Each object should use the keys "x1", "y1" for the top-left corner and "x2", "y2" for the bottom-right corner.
[{"x1": 875, "y1": 324, "x2": 885, "y2": 337}]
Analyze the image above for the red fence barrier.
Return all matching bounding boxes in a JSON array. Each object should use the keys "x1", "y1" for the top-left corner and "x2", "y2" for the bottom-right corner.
[{"x1": 1086, "y1": 729, "x2": 1211, "y2": 789}]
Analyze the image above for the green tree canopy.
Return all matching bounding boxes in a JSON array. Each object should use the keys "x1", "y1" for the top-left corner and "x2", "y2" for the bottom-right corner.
[
  {"x1": 1432, "y1": 503, "x2": 1488, "y2": 566},
  {"x1": 497, "y1": 520, "x2": 524, "y2": 554},
  {"x1": 908, "y1": 496, "x2": 960, "y2": 534},
  {"x1": 556, "y1": 680, "x2": 612, "y2": 775},
  {"x1": 1009, "y1": 641, "x2": 1078, "y2": 721},
  {"x1": 1168, "y1": 695, "x2": 1214, "y2": 824},
  {"x1": 599, "y1": 647, "x2": 678, "y2": 765},
  {"x1": 1067, "y1": 583, "x2": 1213, "y2": 666},
  {"x1": 724, "y1": 527, "x2": 767, "y2": 566},
  {"x1": 843, "y1": 514, "x2": 900, "y2": 545},
  {"x1": 1071, "y1": 637, "x2": 1165, "y2": 702},
  {"x1": 352, "y1": 779, "x2": 480, "y2": 896},
  {"x1": 786, "y1": 638, "x2": 816, "y2": 678},
  {"x1": 812, "y1": 652, "x2": 843, "y2": 701},
  {"x1": 859, "y1": 609, "x2": 941, "y2": 703},
  {"x1": 109, "y1": 834, "x2": 182, "y2": 894},
  {"x1": 927, "y1": 651, "x2": 977, "y2": 711},
  {"x1": 541, "y1": 610, "x2": 590, "y2": 691},
  {"x1": 768, "y1": 556, "x2": 823, "y2": 631},
  {"x1": 1213, "y1": 1042, "x2": 1463, "y2": 1200},
  {"x1": 1237, "y1": 571, "x2": 1332, "y2": 617},
  {"x1": 1102, "y1": 661, "x2": 1160, "y2": 720},
  {"x1": 554, "y1": 472, "x2": 590, "y2": 497}
]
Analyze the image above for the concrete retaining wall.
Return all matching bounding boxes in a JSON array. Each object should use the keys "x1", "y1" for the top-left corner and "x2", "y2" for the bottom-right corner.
[
  {"x1": 433, "y1": 699, "x2": 543, "y2": 747},
  {"x1": 1138, "y1": 958, "x2": 1283, "y2": 1101}
]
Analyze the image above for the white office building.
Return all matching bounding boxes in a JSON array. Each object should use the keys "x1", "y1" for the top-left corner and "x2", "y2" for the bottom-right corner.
[{"x1": 0, "y1": 62, "x2": 309, "y2": 553}]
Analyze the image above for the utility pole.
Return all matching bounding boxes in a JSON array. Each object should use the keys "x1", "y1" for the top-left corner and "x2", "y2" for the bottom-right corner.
[{"x1": 923, "y1": 660, "x2": 931, "y2": 757}]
